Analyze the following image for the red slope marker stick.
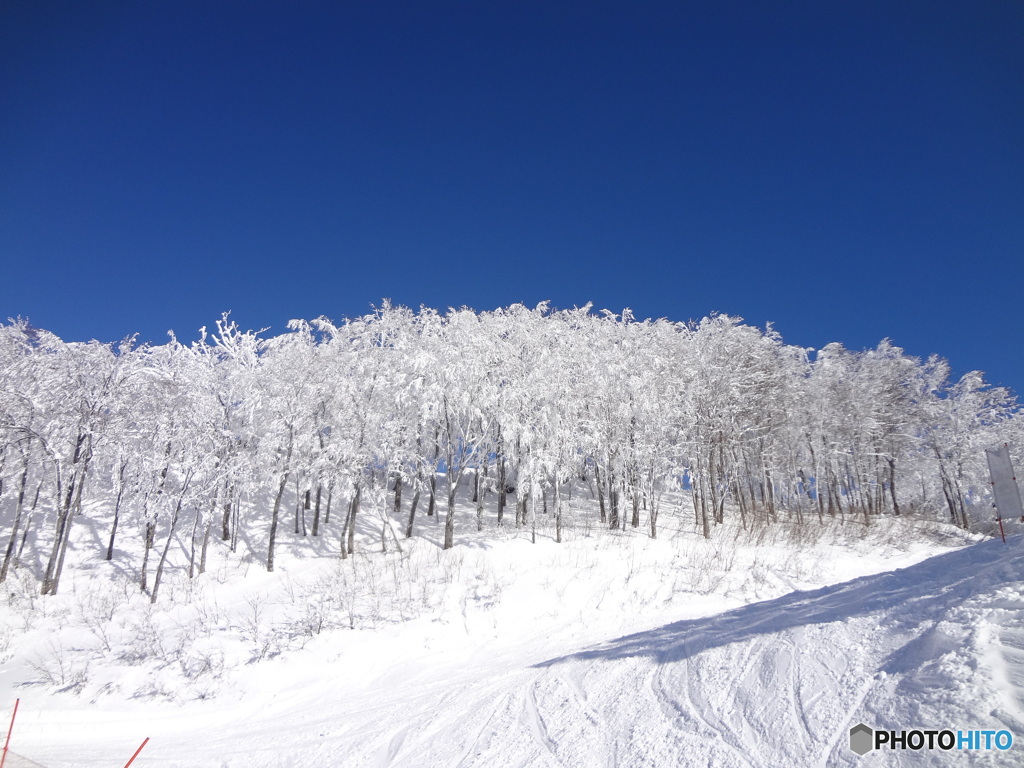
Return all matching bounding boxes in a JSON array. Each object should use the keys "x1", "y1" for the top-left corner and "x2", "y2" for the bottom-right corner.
[
  {"x1": 1, "y1": 699, "x2": 19, "y2": 768},
  {"x1": 123, "y1": 737, "x2": 149, "y2": 768}
]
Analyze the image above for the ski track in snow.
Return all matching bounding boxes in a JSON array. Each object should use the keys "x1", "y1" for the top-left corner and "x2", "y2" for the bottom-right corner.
[{"x1": 7, "y1": 532, "x2": 1024, "y2": 766}]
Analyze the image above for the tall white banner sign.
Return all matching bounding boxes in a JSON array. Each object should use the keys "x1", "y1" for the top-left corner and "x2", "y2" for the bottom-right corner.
[{"x1": 986, "y1": 444, "x2": 1024, "y2": 519}]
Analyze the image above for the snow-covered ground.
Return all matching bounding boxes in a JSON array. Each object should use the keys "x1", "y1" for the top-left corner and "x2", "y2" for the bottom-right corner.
[{"x1": 1, "y1": 491, "x2": 1021, "y2": 767}]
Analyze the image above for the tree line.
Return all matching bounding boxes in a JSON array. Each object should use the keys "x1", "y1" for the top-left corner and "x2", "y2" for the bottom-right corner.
[{"x1": 0, "y1": 302, "x2": 1017, "y2": 597}]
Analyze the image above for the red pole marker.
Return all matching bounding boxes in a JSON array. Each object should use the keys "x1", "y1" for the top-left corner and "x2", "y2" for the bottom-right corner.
[
  {"x1": 998, "y1": 517, "x2": 1007, "y2": 543},
  {"x1": 123, "y1": 737, "x2": 149, "y2": 768},
  {"x1": 1, "y1": 698, "x2": 19, "y2": 768}
]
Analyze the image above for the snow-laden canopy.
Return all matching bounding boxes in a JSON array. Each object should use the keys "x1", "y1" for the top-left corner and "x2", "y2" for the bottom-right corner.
[{"x1": 0, "y1": 303, "x2": 1018, "y2": 595}]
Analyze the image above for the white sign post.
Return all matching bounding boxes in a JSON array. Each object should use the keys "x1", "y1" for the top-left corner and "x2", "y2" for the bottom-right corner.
[{"x1": 985, "y1": 444, "x2": 1024, "y2": 543}]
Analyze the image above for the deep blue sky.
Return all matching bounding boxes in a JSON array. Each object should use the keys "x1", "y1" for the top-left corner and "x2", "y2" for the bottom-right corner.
[{"x1": 2, "y1": 1, "x2": 1022, "y2": 393}]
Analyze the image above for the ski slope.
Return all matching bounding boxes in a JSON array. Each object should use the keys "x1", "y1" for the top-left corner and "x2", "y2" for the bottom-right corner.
[{"x1": 2, "y1": 522, "x2": 1022, "y2": 767}]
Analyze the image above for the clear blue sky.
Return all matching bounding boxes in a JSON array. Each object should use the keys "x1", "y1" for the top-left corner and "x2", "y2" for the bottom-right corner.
[{"x1": 2, "y1": 1, "x2": 1022, "y2": 393}]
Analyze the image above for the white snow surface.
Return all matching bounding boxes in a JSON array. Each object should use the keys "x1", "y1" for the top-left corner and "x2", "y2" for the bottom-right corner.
[{"x1": 2, "y1": 504, "x2": 1023, "y2": 767}]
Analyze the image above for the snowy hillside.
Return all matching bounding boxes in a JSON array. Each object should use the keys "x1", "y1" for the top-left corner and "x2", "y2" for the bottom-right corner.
[
  {"x1": 2, "y1": 495, "x2": 1019, "y2": 767},
  {"x1": 3, "y1": 307, "x2": 1020, "y2": 765}
]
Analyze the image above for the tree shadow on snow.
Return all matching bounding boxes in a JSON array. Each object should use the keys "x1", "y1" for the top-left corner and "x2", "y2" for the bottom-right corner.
[{"x1": 536, "y1": 536, "x2": 1024, "y2": 669}]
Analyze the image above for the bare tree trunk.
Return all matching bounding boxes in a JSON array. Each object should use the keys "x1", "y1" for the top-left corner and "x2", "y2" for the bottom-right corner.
[
  {"x1": 940, "y1": 475, "x2": 957, "y2": 525},
  {"x1": 199, "y1": 520, "x2": 211, "y2": 575},
  {"x1": 695, "y1": 463, "x2": 711, "y2": 540},
  {"x1": 106, "y1": 458, "x2": 129, "y2": 561},
  {"x1": 427, "y1": 474, "x2": 437, "y2": 517},
  {"x1": 339, "y1": 493, "x2": 353, "y2": 559},
  {"x1": 405, "y1": 488, "x2": 420, "y2": 538},
  {"x1": 530, "y1": 489, "x2": 536, "y2": 544},
  {"x1": 347, "y1": 484, "x2": 360, "y2": 555},
  {"x1": 554, "y1": 474, "x2": 563, "y2": 543},
  {"x1": 0, "y1": 458, "x2": 30, "y2": 583},
  {"x1": 221, "y1": 485, "x2": 233, "y2": 541},
  {"x1": 267, "y1": 470, "x2": 290, "y2": 573},
  {"x1": 393, "y1": 474, "x2": 403, "y2": 521},
  {"x1": 188, "y1": 506, "x2": 200, "y2": 579},
  {"x1": 42, "y1": 470, "x2": 74, "y2": 595},
  {"x1": 152, "y1": 484, "x2": 189, "y2": 604},
  {"x1": 648, "y1": 466, "x2": 659, "y2": 539},
  {"x1": 312, "y1": 484, "x2": 323, "y2": 537},
  {"x1": 497, "y1": 443, "x2": 507, "y2": 525},
  {"x1": 763, "y1": 464, "x2": 776, "y2": 525},
  {"x1": 476, "y1": 469, "x2": 485, "y2": 532},
  {"x1": 690, "y1": 472, "x2": 701, "y2": 528},
  {"x1": 380, "y1": 492, "x2": 403, "y2": 554},
  {"x1": 700, "y1": 486, "x2": 711, "y2": 539},
  {"x1": 267, "y1": 431, "x2": 294, "y2": 572},
  {"x1": 16, "y1": 482, "x2": 40, "y2": 565},
  {"x1": 427, "y1": 427, "x2": 440, "y2": 517},
  {"x1": 887, "y1": 457, "x2": 901, "y2": 516},
  {"x1": 609, "y1": 479, "x2": 620, "y2": 530},
  {"x1": 230, "y1": 489, "x2": 241, "y2": 552},
  {"x1": 52, "y1": 463, "x2": 89, "y2": 593},
  {"x1": 301, "y1": 487, "x2": 309, "y2": 536},
  {"x1": 443, "y1": 475, "x2": 457, "y2": 550},
  {"x1": 140, "y1": 519, "x2": 155, "y2": 593}
]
